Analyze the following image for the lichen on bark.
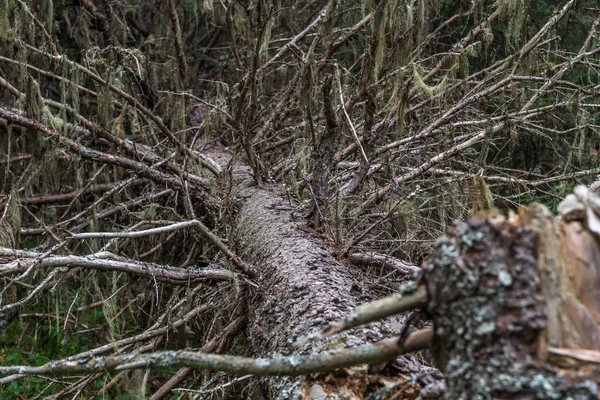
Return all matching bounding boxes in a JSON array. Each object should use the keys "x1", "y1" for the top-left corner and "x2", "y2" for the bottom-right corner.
[{"x1": 422, "y1": 217, "x2": 598, "y2": 399}]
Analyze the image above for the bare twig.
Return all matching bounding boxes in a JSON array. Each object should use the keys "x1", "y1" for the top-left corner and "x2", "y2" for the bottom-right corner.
[{"x1": 0, "y1": 248, "x2": 236, "y2": 282}]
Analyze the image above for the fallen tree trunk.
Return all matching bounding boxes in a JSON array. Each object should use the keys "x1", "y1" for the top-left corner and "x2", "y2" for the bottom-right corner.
[{"x1": 228, "y1": 161, "x2": 432, "y2": 398}]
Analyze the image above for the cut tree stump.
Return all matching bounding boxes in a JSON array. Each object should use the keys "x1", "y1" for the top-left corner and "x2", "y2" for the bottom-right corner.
[{"x1": 421, "y1": 191, "x2": 600, "y2": 399}]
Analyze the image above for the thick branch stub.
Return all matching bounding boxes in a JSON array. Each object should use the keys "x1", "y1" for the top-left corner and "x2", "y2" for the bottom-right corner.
[{"x1": 422, "y1": 218, "x2": 598, "y2": 399}]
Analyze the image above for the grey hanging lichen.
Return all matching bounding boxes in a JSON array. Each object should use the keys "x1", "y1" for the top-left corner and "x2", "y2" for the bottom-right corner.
[
  {"x1": 0, "y1": 0, "x2": 10, "y2": 41},
  {"x1": 413, "y1": 65, "x2": 447, "y2": 97},
  {"x1": 97, "y1": 81, "x2": 113, "y2": 127},
  {"x1": 414, "y1": 0, "x2": 424, "y2": 46},
  {"x1": 12, "y1": 0, "x2": 36, "y2": 46},
  {"x1": 483, "y1": 25, "x2": 494, "y2": 50},
  {"x1": 45, "y1": 0, "x2": 53, "y2": 36},
  {"x1": 495, "y1": 0, "x2": 528, "y2": 47},
  {"x1": 372, "y1": 2, "x2": 387, "y2": 79},
  {"x1": 464, "y1": 175, "x2": 494, "y2": 215},
  {"x1": 25, "y1": 75, "x2": 47, "y2": 155},
  {"x1": 321, "y1": 0, "x2": 338, "y2": 47},
  {"x1": 0, "y1": 188, "x2": 21, "y2": 248},
  {"x1": 203, "y1": 0, "x2": 214, "y2": 16},
  {"x1": 15, "y1": 44, "x2": 28, "y2": 93},
  {"x1": 576, "y1": 109, "x2": 590, "y2": 160},
  {"x1": 259, "y1": 15, "x2": 272, "y2": 64},
  {"x1": 391, "y1": 0, "x2": 417, "y2": 70},
  {"x1": 394, "y1": 73, "x2": 409, "y2": 137},
  {"x1": 42, "y1": 106, "x2": 65, "y2": 134},
  {"x1": 65, "y1": 61, "x2": 81, "y2": 113},
  {"x1": 25, "y1": 75, "x2": 43, "y2": 120}
]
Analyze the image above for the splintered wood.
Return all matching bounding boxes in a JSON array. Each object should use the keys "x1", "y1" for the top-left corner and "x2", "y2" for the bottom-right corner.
[{"x1": 523, "y1": 186, "x2": 600, "y2": 385}]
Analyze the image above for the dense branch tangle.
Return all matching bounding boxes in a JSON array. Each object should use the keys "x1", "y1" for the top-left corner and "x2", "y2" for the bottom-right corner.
[{"x1": 0, "y1": 0, "x2": 599, "y2": 398}]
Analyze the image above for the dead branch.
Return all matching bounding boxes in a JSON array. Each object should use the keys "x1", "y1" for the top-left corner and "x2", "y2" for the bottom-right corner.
[
  {"x1": 347, "y1": 251, "x2": 420, "y2": 275},
  {"x1": 0, "y1": 248, "x2": 236, "y2": 282},
  {"x1": 0, "y1": 328, "x2": 433, "y2": 377}
]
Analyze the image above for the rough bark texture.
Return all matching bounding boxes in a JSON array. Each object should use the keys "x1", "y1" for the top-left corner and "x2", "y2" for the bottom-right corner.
[
  {"x1": 210, "y1": 151, "x2": 431, "y2": 398},
  {"x1": 422, "y1": 217, "x2": 598, "y2": 399}
]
